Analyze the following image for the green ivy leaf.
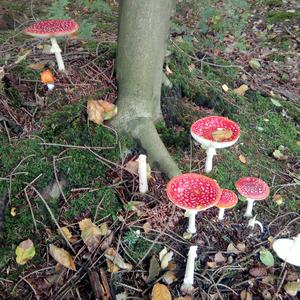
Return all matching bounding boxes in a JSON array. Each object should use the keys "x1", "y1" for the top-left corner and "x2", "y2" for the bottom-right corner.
[{"x1": 259, "y1": 248, "x2": 274, "y2": 267}]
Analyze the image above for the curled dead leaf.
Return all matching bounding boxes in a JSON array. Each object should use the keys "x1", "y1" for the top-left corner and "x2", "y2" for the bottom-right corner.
[
  {"x1": 87, "y1": 100, "x2": 105, "y2": 125},
  {"x1": 105, "y1": 248, "x2": 132, "y2": 272},
  {"x1": 49, "y1": 244, "x2": 76, "y2": 271},
  {"x1": 57, "y1": 227, "x2": 73, "y2": 241}
]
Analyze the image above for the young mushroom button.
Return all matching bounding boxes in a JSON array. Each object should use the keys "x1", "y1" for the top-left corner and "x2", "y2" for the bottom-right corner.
[
  {"x1": 23, "y1": 19, "x2": 79, "y2": 72},
  {"x1": 191, "y1": 116, "x2": 240, "y2": 173},
  {"x1": 216, "y1": 189, "x2": 238, "y2": 220},
  {"x1": 167, "y1": 173, "x2": 221, "y2": 234},
  {"x1": 235, "y1": 177, "x2": 270, "y2": 218}
]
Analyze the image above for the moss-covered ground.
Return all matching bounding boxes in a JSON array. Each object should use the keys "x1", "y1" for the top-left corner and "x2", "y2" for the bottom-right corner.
[{"x1": 0, "y1": 0, "x2": 299, "y2": 299}]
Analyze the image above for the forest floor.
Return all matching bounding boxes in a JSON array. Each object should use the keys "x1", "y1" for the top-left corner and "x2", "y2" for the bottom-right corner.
[{"x1": 0, "y1": 0, "x2": 299, "y2": 299}]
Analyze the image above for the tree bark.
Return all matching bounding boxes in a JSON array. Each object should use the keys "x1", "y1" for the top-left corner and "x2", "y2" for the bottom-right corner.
[{"x1": 112, "y1": 0, "x2": 181, "y2": 178}]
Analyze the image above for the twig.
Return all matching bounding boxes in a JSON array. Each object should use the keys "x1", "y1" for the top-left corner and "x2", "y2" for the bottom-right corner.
[
  {"x1": 53, "y1": 156, "x2": 68, "y2": 205},
  {"x1": 40, "y1": 142, "x2": 114, "y2": 150}
]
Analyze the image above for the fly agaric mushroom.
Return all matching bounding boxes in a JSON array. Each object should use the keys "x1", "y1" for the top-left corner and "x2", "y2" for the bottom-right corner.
[
  {"x1": 181, "y1": 245, "x2": 198, "y2": 293},
  {"x1": 167, "y1": 173, "x2": 221, "y2": 234},
  {"x1": 272, "y1": 233, "x2": 300, "y2": 266},
  {"x1": 191, "y1": 116, "x2": 240, "y2": 173},
  {"x1": 235, "y1": 177, "x2": 270, "y2": 218},
  {"x1": 23, "y1": 19, "x2": 79, "y2": 72},
  {"x1": 216, "y1": 189, "x2": 238, "y2": 220}
]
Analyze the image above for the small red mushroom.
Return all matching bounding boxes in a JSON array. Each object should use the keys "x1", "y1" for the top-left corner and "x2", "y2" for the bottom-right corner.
[
  {"x1": 235, "y1": 177, "x2": 270, "y2": 217},
  {"x1": 24, "y1": 20, "x2": 79, "y2": 72},
  {"x1": 191, "y1": 116, "x2": 240, "y2": 173},
  {"x1": 216, "y1": 189, "x2": 238, "y2": 220},
  {"x1": 167, "y1": 173, "x2": 221, "y2": 233}
]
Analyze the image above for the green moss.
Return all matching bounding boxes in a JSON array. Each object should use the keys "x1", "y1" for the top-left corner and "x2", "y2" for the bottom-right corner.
[
  {"x1": 267, "y1": 11, "x2": 300, "y2": 24},
  {"x1": 265, "y1": 0, "x2": 282, "y2": 7}
]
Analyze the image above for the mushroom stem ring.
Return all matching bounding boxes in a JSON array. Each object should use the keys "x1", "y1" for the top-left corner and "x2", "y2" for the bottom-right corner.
[
  {"x1": 50, "y1": 38, "x2": 65, "y2": 72},
  {"x1": 205, "y1": 147, "x2": 216, "y2": 173}
]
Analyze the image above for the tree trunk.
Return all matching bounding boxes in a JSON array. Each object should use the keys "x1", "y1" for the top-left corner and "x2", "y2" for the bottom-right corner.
[{"x1": 112, "y1": 0, "x2": 181, "y2": 178}]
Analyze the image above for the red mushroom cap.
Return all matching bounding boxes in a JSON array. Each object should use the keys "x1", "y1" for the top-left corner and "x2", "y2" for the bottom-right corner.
[
  {"x1": 216, "y1": 189, "x2": 238, "y2": 209},
  {"x1": 191, "y1": 116, "x2": 240, "y2": 143},
  {"x1": 23, "y1": 20, "x2": 79, "y2": 38},
  {"x1": 166, "y1": 173, "x2": 221, "y2": 211},
  {"x1": 235, "y1": 177, "x2": 270, "y2": 200}
]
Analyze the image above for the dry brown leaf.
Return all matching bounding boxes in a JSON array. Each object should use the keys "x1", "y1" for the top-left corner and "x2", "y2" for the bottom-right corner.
[
  {"x1": 147, "y1": 256, "x2": 160, "y2": 283},
  {"x1": 105, "y1": 248, "x2": 132, "y2": 272},
  {"x1": 236, "y1": 243, "x2": 246, "y2": 252},
  {"x1": 124, "y1": 160, "x2": 139, "y2": 174},
  {"x1": 207, "y1": 261, "x2": 218, "y2": 268},
  {"x1": 49, "y1": 244, "x2": 76, "y2": 271},
  {"x1": 233, "y1": 84, "x2": 249, "y2": 96},
  {"x1": 151, "y1": 283, "x2": 171, "y2": 300},
  {"x1": 239, "y1": 154, "x2": 247, "y2": 164},
  {"x1": 227, "y1": 243, "x2": 242, "y2": 254},
  {"x1": 214, "y1": 251, "x2": 227, "y2": 264},
  {"x1": 143, "y1": 222, "x2": 152, "y2": 234},
  {"x1": 249, "y1": 266, "x2": 268, "y2": 277},
  {"x1": 87, "y1": 99, "x2": 105, "y2": 125},
  {"x1": 57, "y1": 227, "x2": 73, "y2": 241},
  {"x1": 101, "y1": 232, "x2": 114, "y2": 251},
  {"x1": 79, "y1": 218, "x2": 106, "y2": 252},
  {"x1": 162, "y1": 271, "x2": 177, "y2": 284},
  {"x1": 212, "y1": 129, "x2": 233, "y2": 142}
]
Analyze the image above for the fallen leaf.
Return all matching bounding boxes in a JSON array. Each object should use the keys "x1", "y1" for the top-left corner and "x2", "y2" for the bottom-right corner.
[
  {"x1": 249, "y1": 58, "x2": 261, "y2": 70},
  {"x1": 236, "y1": 243, "x2": 246, "y2": 252},
  {"x1": 259, "y1": 248, "x2": 274, "y2": 267},
  {"x1": 143, "y1": 222, "x2": 152, "y2": 234},
  {"x1": 270, "y1": 98, "x2": 282, "y2": 107},
  {"x1": 233, "y1": 84, "x2": 249, "y2": 96},
  {"x1": 116, "y1": 292, "x2": 127, "y2": 300},
  {"x1": 249, "y1": 266, "x2": 268, "y2": 277},
  {"x1": 241, "y1": 74, "x2": 247, "y2": 80},
  {"x1": 57, "y1": 227, "x2": 73, "y2": 241},
  {"x1": 284, "y1": 282, "x2": 300, "y2": 296},
  {"x1": 182, "y1": 232, "x2": 193, "y2": 240},
  {"x1": 214, "y1": 251, "x2": 226, "y2": 264},
  {"x1": 273, "y1": 149, "x2": 288, "y2": 160},
  {"x1": 151, "y1": 283, "x2": 171, "y2": 300},
  {"x1": 10, "y1": 207, "x2": 16, "y2": 216},
  {"x1": 40, "y1": 69, "x2": 55, "y2": 84},
  {"x1": 240, "y1": 290, "x2": 253, "y2": 300},
  {"x1": 16, "y1": 239, "x2": 35, "y2": 265},
  {"x1": 49, "y1": 244, "x2": 76, "y2": 271},
  {"x1": 162, "y1": 271, "x2": 177, "y2": 284},
  {"x1": 28, "y1": 61, "x2": 48, "y2": 70},
  {"x1": 147, "y1": 255, "x2": 160, "y2": 282},
  {"x1": 227, "y1": 243, "x2": 243, "y2": 254},
  {"x1": 87, "y1": 99, "x2": 105, "y2": 125},
  {"x1": 101, "y1": 232, "x2": 114, "y2": 251},
  {"x1": 239, "y1": 154, "x2": 247, "y2": 164},
  {"x1": 105, "y1": 248, "x2": 132, "y2": 272},
  {"x1": 99, "y1": 100, "x2": 118, "y2": 121},
  {"x1": 222, "y1": 84, "x2": 229, "y2": 92},
  {"x1": 79, "y1": 218, "x2": 106, "y2": 252},
  {"x1": 124, "y1": 160, "x2": 139, "y2": 174},
  {"x1": 272, "y1": 194, "x2": 284, "y2": 205},
  {"x1": 207, "y1": 261, "x2": 218, "y2": 268},
  {"x1": 286, "y1": 271, "x2": 300, "y2": 281},
  {"x1": 211, "y1": 129, "x2": 233, "y2": 142}
]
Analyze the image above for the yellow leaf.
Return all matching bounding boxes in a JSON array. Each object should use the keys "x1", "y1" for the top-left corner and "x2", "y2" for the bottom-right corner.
[
  {"x1": 239, "y1": 154, "x2": 247, "y2": 164},
  {"x1": 11, "y1": 207, "x2": 16, "y2": 217},
  {"x1": 222, "y1": 84, "x2": 229, "y2": 92},
  {"x1": 211, "y1": 129, "x2": 233, "y2": 142},
  {"x1": 49, "y1": 244, "x2": 76, "y2": 271},
  {"x1": 233, "y1": 84, "x2": 249, "y2": 96},
  {"x1": 240, "y1": 290, "x2": 253, "y2": 300},
  {"x1": 272, "y1": 194, "x2": 284, "y2": 205},
  {"x1": 284, "y1": 282, "x2": 300, "y2": 296},
  {"x1": 57, "y1": 227, "x2": 73, "y2": 241},
  {"x1": 151, "y1": 283, "x2": 171, "y2": 300},
  {"x1": 79, "y1": 218, "x2": 106, "y2": 252},
  {"x1": 16, "y1": 239, "x2": 35, "y2": 265},
  {"x1": 87, "y1": 99, "x2": 105, "y2": 125},
  {"x1": 99, "y1": 100, "x2": 118, "y2": 120}
]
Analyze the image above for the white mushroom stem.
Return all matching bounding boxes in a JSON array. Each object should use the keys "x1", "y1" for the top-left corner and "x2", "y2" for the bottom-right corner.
[
  {"x1": 218, "y1": 208, "x2": 225, "y2": 220},
  {"x1": 181, "y1": 245, "x2": 198, "y2": 292},
  {"x1": 244, "y1": 198, "x2": 255, "y2": 217},
  {"x1": 138, "y1": 154, "x2": 148, "y2": 194},
  {"x1": 205, "y1": 147, "x2": 216, "y2": 173},
  {"x1": 248, "y1": 215, "x2": 264, "y2": 233},
  {"x1": 187, "y1": 210, "x2": 197, "y2": 234},
  {"x1": 50, "y1": 37, "x2": 65, "y2": 72}
]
